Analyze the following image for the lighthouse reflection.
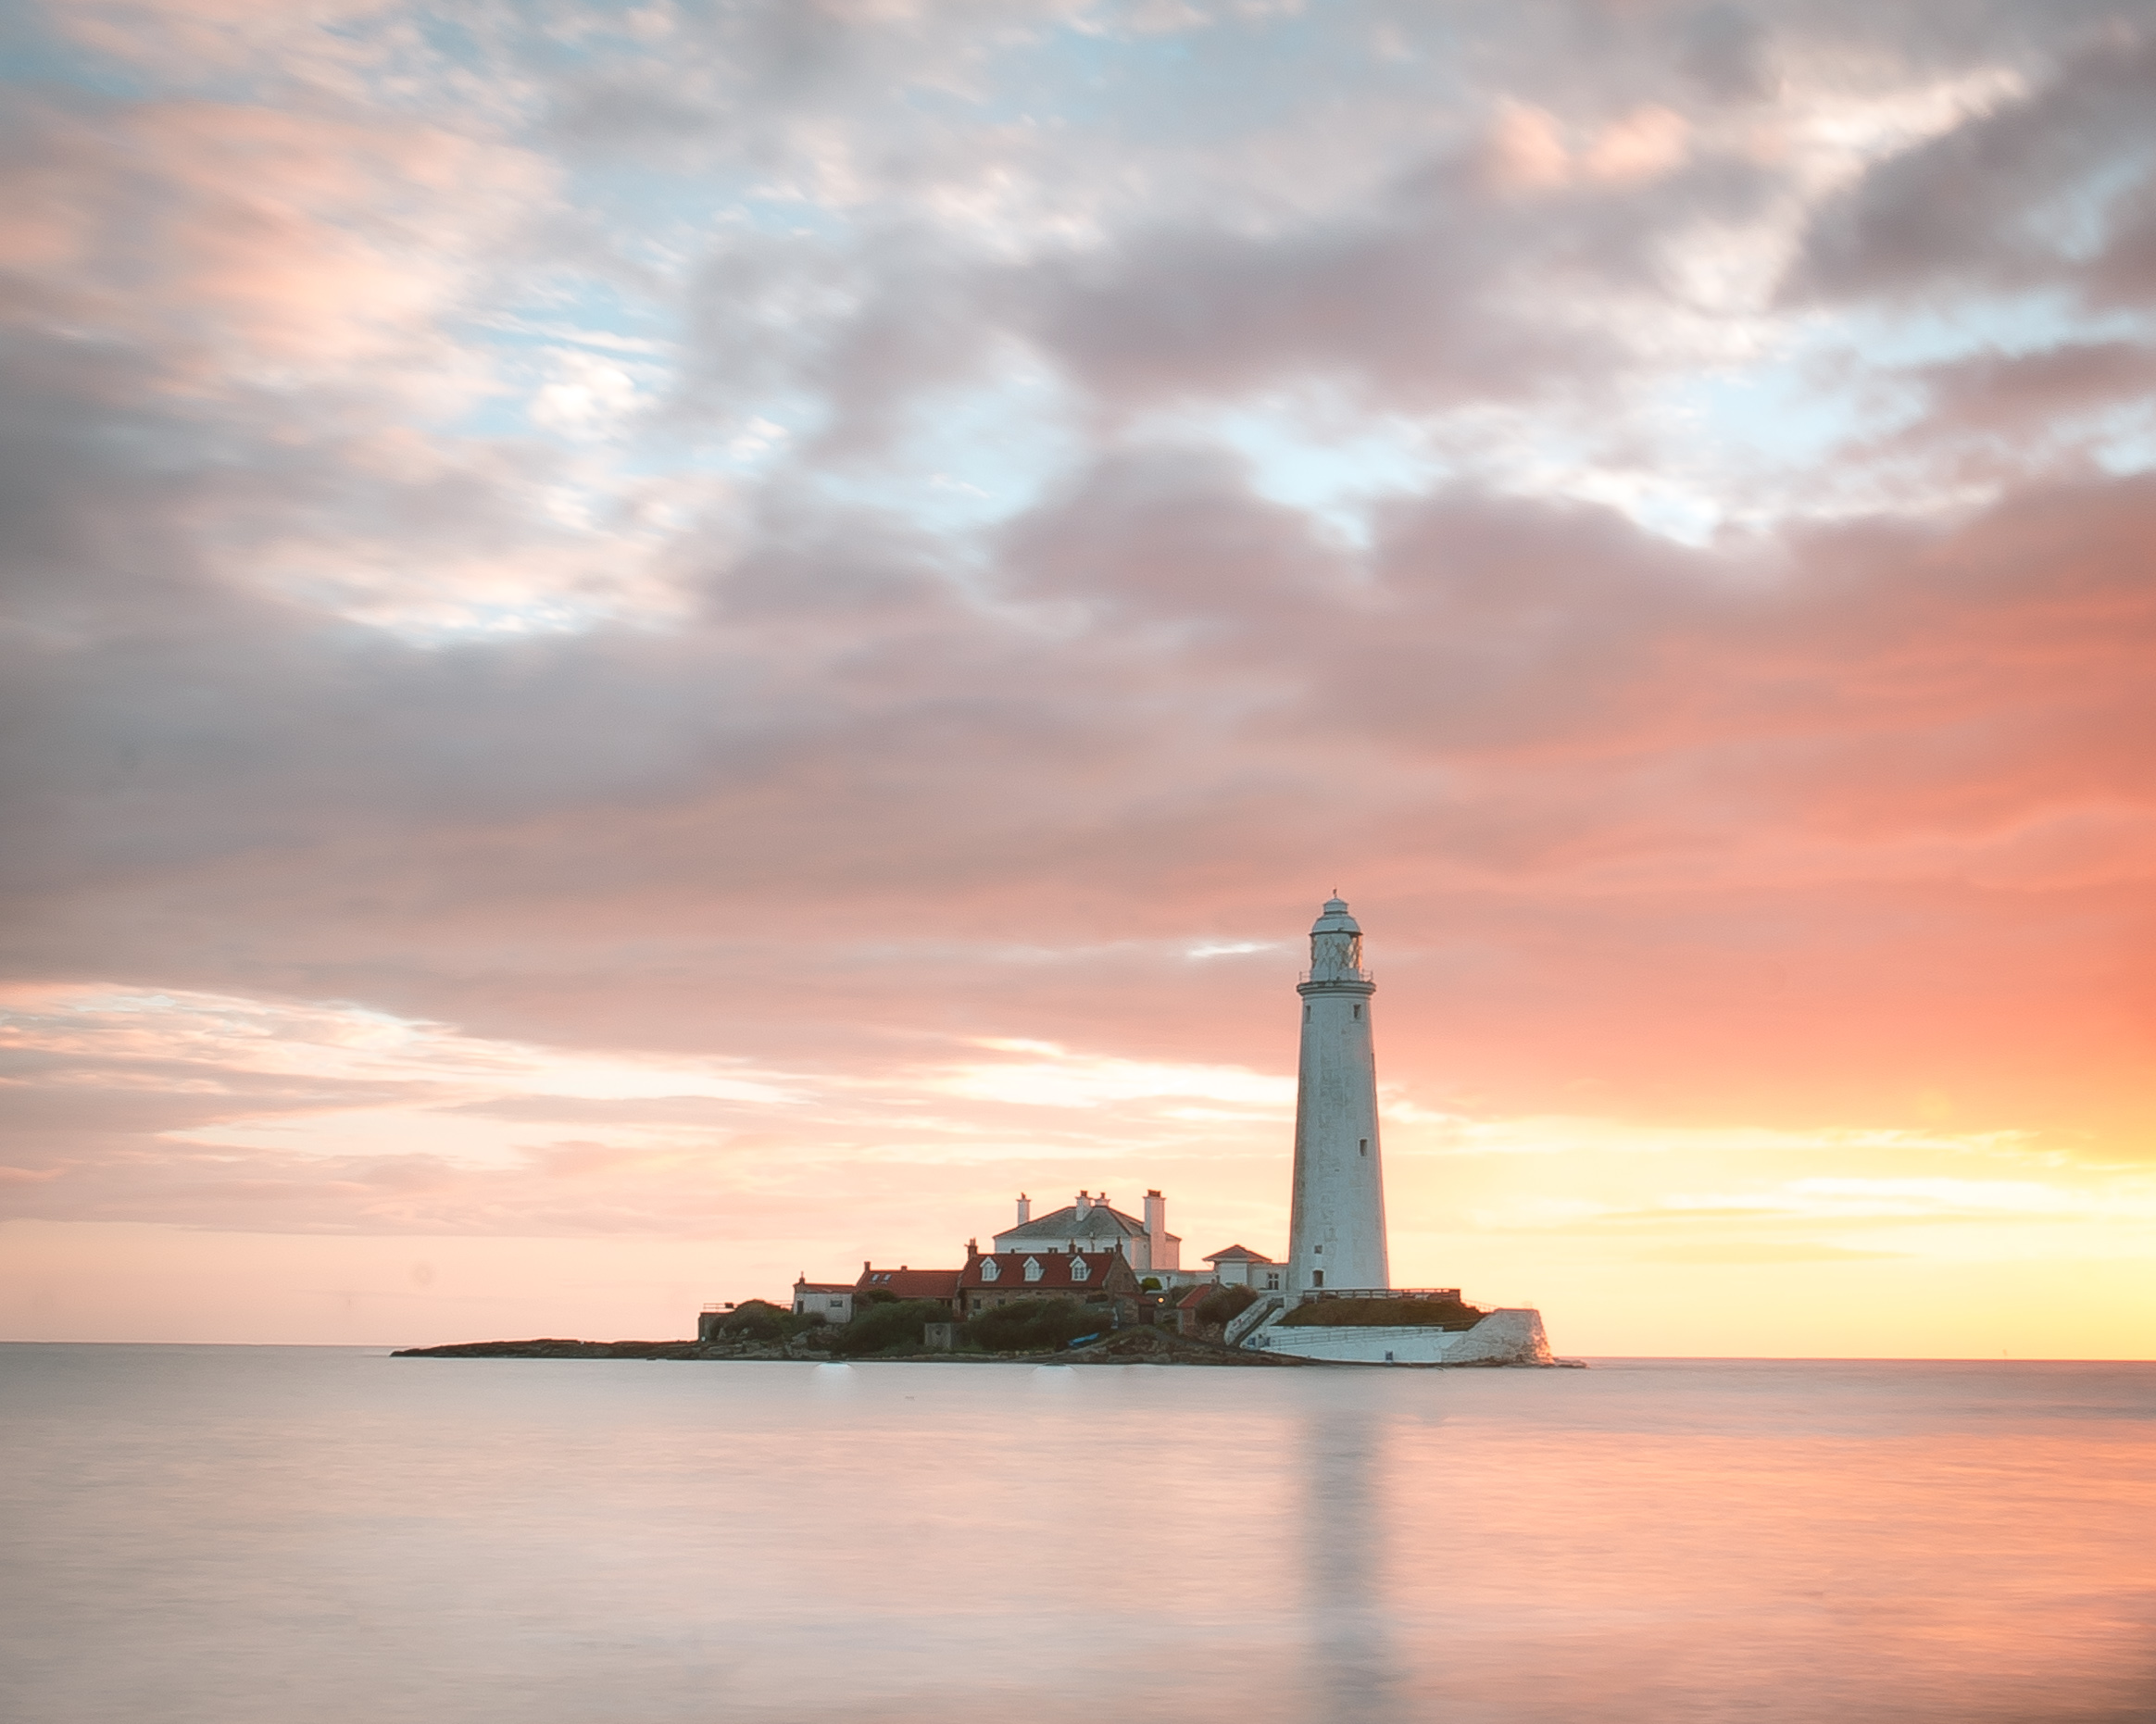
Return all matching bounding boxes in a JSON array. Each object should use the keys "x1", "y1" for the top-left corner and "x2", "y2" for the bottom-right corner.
[{"x1": 1298, "y1": 1401, "x2": 1409, "y2": 1724}]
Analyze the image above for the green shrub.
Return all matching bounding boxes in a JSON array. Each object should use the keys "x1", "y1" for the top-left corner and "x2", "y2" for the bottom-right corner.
[
  {"x1": 1140, "y1": 1277, "x2": 1162, "y2": 1292},
  {"x1": 829, "y1": 1299, "x2": 955, "y2": 1357},
  {"x1": 717, "y1": 1299, "x2": 799, "y2": 1343},
  {"x1": 967, "y1": 1296, "x2": 1107, "y2": 1354},
  {"x1": 1195, "y1": 1284, "x2": 1259, "y2": 1329}
]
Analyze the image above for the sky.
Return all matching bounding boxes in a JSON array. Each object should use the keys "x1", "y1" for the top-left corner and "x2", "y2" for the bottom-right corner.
[{"x1": 2, "y1": 0, "x2": 2153, "y2": 1355}]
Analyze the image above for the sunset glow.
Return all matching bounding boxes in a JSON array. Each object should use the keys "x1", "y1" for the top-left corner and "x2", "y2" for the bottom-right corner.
[{"x1": 3, "y1": 0, "x2": 2153, "y2": 1356}]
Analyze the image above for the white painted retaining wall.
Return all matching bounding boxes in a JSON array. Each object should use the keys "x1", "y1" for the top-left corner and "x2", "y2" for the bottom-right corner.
[{"x1": 1244, "y1": 1306, "x2": 1552, "y2": 1366}]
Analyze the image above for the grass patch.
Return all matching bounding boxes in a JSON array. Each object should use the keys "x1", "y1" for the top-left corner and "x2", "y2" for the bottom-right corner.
[{"x1": 1276, "y1": 1296, "x2": 1485, "y2": 1330}]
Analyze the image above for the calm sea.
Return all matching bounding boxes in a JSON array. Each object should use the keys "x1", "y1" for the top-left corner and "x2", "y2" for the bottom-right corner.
[{"x1": 3, "y1": 1347, "x2": 2152, "y2": 1723}]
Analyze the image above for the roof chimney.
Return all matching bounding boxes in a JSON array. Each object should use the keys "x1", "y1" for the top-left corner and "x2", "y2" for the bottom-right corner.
[
  {"x1": 1016, "y1": 1193, "x2": 1031, "y2": 1225},
  {"x1": 1074, "y1": 1190, "x2": 1093, "y2": 1216},
  {"x1": 1144, "y1": 1189, "x2": 1176, "y2": 1274}
]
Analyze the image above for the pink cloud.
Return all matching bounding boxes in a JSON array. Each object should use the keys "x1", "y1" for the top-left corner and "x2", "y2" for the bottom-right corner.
[{"x1": 0, "y1": 95, "x2": 547, "y2": 386}]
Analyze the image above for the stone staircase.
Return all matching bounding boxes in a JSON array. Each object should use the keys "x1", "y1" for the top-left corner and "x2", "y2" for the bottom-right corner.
[{"x1": 1223, "y1": 1293, "x2": 1285, "y2": 1348}]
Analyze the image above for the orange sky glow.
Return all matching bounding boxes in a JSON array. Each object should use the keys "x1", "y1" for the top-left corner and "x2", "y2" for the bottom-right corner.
[{"x1": 2, "y1": 0, "x2": 2153, "y2": 1355}]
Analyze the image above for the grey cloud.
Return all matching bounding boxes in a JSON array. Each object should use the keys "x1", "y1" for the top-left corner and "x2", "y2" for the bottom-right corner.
[
  {"x1": 545, "y1": 0, "x2": 1079, "y2": 165},
  {"x1": 573, "y1": 1, "x2": 2154, "y2": 458},
  {"x1": 1843, "y1": 341, "x2": 2156, "y2": 479},
  {"x1": 1787, "y1": 27, "x2": 2156, "y2": 306},
  {"x1": 1676, "y1": 6, "x2": 1781, "y2": 105}
]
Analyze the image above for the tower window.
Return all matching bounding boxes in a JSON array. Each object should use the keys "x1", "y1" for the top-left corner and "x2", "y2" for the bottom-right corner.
[
  {"x1": 1303, "y1": 1004, "x2": 1310, "y2": 1021},
  {"x1": 1360, "y1": 1138, "x2": 1368, "y2": 1156},
  {"x1": 1353, "y1": 1004, "x2": 1360, "y2": 1019},
  {"x1": 1311, "y1": 1270, "x2": 1324, "y2": 1288}
]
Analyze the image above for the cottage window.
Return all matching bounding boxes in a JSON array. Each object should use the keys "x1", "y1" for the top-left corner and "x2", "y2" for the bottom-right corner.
[
  {"x1": 1265, "y1": 1272, "x2": 1281, "y2": 1290},
  {"x1": 981, "y1": 1258, "x2": 1001, "y2": 1281},
  {"x1": 1022, "y1": 1256, "x2": 1044, "y2": 1282},
  {"x1": 829, "y1": 1298, "x2": 845, "y2": 1310},
  {"x1": 1071, "y1": 1256, "x2": 1089, "y2": 1281},
  {"x1": 1312, "y1": 1269, "x2": 1324, "y2": 1288}
]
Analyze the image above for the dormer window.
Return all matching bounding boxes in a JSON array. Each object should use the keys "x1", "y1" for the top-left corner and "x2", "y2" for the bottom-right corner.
[
  {"x1": 1071, "y1": 1256, "x2": 1090, "y2": 1281},
  {"x1": 1022, "y1": 1256, "x2": 1044, "y2": 1282},
  {"x1": 980, "y1": 1258, "x2": 1001, "y2": 1281}
]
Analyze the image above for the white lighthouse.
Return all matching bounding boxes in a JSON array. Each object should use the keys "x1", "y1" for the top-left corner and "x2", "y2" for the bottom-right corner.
[{"x1": 1287, "y1": 896, "x2": 1389, "y2": 1295}]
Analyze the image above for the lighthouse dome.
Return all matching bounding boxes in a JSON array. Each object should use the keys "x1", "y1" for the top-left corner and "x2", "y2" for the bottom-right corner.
[{"x1": 1311, "y1": 896, "x2": 1360, "y2": 935}]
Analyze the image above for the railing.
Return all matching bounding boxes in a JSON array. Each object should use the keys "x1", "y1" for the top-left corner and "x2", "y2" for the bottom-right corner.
[
  {"x1": 1299, "y1": 1287, "x2": 1460, "y2": 1303},
  {"x1": 1223, "y1": 1293, "x2": 1285, "y2": 1347},
  {"x1": 1297, "y1": 968, "x2": 1373, "y2": 985}
]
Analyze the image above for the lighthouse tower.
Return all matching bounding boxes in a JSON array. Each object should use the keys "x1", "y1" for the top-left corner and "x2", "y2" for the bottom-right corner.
[{"x1": 1287, "y1": 897, "x2": 1389, "y2": 1295}]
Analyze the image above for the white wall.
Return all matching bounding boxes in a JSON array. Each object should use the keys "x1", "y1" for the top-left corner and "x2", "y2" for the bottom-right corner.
[
  {"x1": 1287, "y1": 981, "x2": 1389, "y2": 1294},
  {"x1": 1247, "y1": 1308, "x2": 1552, "y2": 1365}
]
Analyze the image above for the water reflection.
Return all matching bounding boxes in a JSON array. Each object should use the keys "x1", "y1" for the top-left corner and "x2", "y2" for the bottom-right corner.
[
  {"x1": 1299, "y1": 1400, "x2": 1405, "y2": 1724},
  {"x1": 4, "y1": 1352, "x2": 2154, "y2": 1724}
]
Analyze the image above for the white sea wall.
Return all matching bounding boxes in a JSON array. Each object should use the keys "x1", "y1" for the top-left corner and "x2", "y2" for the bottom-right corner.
[
  {"x1": 1448, "y1": 1308, "x2": 1552, "y2": 1364},
  {"x1": 1246, "y1": 1307, "x2": 1553, "y2": 1366}
]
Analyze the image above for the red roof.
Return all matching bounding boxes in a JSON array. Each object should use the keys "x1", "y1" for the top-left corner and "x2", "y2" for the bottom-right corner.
[
  {"x1": 959, "y1": 1250, "x2": 1126, "y2": 1292},
  {"x1": 1175, "y1": 1286, "x2": 1215, "y2": 1310},
  {"x1": 855, "y1": 1267, "x2": 962, "y2": 1299}
]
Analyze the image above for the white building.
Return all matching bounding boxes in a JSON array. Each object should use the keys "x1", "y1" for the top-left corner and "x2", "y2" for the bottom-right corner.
[
  {"x1": 1203, "y1": 1244, "x2": 1283, "y2": 1292},
  {"x1": 992, "y1": 1188, "x2": 1182, "y2": 1275},
  {"x1": 791, "y1": 1278, "x2": 855, "y2": 1323},
  {"x1": 1286, "y1": 896, "x2": 1389, "y2": 1295}
]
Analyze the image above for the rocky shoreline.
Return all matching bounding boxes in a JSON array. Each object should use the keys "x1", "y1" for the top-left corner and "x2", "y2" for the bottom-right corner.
[
  {"x1": 392, "y1": 1329, "x2": 1579, "y2": 1367},
  {"x1": 390, "y1": 1330, "x2": 1322, "y2": 1365}
]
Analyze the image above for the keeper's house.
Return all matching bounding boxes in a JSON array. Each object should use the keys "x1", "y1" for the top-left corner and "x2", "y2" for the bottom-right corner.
[{"x1": 957, "y1": 1244, "x2": 1141, "y2": 1320}]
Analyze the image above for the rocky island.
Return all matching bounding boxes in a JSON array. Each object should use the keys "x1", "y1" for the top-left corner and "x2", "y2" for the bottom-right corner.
[{"x1": 396, "y1": 900, "x2": 1573, "y2": 1371}]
